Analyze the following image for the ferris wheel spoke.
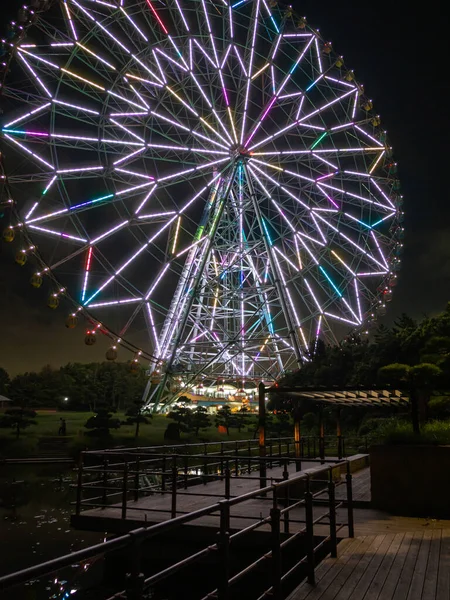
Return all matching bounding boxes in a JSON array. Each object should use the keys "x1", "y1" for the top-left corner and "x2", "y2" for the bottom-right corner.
[
  {"x1": 3, "y1": 134, "x2": 54, "y2": 171},
  {"x1": 239, "y1": 0, "x2": 261, "y2": 145},
  {"x1": 16, "y1": 52, "x2": 53, "y2": 98},
  {"x1": 27, "y1": 224, "x2": 87, "y2": 243}
]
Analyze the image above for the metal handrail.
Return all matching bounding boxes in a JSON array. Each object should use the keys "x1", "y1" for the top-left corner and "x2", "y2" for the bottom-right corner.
[{"x1": 0, "y1": 459, "x2": 356, "y2": 599}]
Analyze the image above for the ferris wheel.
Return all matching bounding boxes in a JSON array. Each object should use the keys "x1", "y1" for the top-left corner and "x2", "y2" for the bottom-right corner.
[{"x1": 1, "y1": 0, "x2": 404, "y2": 410}]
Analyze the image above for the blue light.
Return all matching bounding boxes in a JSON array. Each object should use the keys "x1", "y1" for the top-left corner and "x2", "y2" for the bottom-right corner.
[
  {"x1": 231, "y1": 0, "x2": 247, "y2": 7},
  {"x1": 269, "y1": 15, "x2": 279, "y2": 33},
  {"x1": 261, "y1": 218, "x2": 273, "y2": 246},
  {"x1": 319, "y1": 266, "x2": 342, "y2": 297},
  {"x1": 70, "y1": 193, "x2": 114, "y2": 211}
]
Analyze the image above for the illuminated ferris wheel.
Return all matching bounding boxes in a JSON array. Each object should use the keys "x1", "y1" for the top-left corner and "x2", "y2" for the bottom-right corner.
[{"x1": 1, "y1": 0, "x2": 404, "y2": 409}]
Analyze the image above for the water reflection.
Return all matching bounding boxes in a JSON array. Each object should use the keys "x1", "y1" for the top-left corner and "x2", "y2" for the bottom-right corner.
[{"x1": 0, "y1": 465, "x2": 103, "y2": 599}]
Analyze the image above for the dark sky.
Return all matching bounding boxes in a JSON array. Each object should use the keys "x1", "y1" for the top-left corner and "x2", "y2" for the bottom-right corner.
[{"x1": 1, "y1": 0, "x2": 449, "y2": 375}]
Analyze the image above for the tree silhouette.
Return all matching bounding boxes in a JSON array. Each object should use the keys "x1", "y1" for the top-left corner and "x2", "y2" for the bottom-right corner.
[
  {"x1": 85, "y1": 405, "x2": 122, "y2": 437},
  {"x1": 124, "y1": 399, "x2": 152, "y2": 438},
  {"x1": 191, "y1": 406, "x2": 210, "y2": 435},
  {"x1": 0, "y1": 407, "x2": 37, "y2": 438},
  {"x1": 215, "y1": 406, "x2": 236, "y2": 435}
]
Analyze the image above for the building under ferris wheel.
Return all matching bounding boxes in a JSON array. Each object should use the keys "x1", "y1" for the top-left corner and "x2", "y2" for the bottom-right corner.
[{"x1": 0, "y1": 0, "x2": 404, "y2": 411}]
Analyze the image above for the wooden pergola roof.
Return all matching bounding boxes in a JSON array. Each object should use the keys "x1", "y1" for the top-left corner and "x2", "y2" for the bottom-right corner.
[{"x1": 270, "y1": 388, "x2": 409, "y2": 407}]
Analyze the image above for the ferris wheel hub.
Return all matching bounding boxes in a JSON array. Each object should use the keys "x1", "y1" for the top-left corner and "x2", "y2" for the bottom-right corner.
[{"x1": 230, "y1": 145, "x2": 251, "y2": 161}]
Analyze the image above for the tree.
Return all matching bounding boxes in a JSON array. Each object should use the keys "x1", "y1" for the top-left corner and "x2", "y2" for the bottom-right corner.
[
  {"x1": 234, "y1": 406, "x2": 251, "y2": 433},
  {"x1": 378, "y1": 362, "x2": 442, "y2": 433},
  {"x1": 0, "y1": 407, "x2": 37, "y2": 438},
  {"x1": 190, "y1": 406, "x2": 210, "y2": 436},
  {"x1": 167, "y1": 404, "x2": 193, "y2": 436},
  {"x1": 215, "y1": 406, "x2": 235, "y2": 435},
  {"x1": 84, "y1": 405, "x2": 122, "y2": 437},
  {"x1": 124, "y1": 399, "x2": 152, "y2": 438},
  {"x1": 270, "y1": 411, "x2": 293, "y2": 437},
  {"x1": 0, "y1": 367, "x2": 10, "y2": 395}
]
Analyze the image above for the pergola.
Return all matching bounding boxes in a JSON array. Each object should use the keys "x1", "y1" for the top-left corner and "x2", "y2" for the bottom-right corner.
[{"x1": 257, "y1": 384, "x2": 410, "y2": 469}]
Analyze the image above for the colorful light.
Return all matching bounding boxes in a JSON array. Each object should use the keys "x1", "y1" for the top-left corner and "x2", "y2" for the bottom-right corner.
[{"x1": 1, "y1": 0, "x2": 401, "y2": 397}]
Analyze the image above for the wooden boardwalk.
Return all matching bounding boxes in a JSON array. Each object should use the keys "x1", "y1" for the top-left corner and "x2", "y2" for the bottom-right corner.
[
  {"x1": 288, "y1": 528, "x2": 450, "y2": 599},
  {"x1": 72, "y1": 456, "x2": 450, "y2": 599},
  {"x1": 73, "y1": 457, "x2": 371, "y2": 534},
  {"x1": 74, "y1": 459, "x2": 338, "y2": 532}
]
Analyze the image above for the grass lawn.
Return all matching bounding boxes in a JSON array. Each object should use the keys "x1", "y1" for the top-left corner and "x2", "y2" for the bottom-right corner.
[{"x1": 0, "y1": 410, "x2": 260, "y2": 458}]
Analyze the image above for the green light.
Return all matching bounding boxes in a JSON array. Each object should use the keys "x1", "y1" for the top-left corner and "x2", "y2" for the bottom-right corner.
[{"x1": 310, "y1": 132, "x2": 327, "y2": 150}]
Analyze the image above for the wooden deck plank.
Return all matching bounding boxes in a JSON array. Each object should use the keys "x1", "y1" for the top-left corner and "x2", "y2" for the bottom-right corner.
[
  {"x1": 377, "y1": 532, "x2": 414, "y2": 599},
  {"x1": 286, "y1": 537, "x2": 367, "y2": 600},
  {"x1": 293, "y1": 537, "x2": 370, "y2": 600},
  {"x1": 406, "y1": 529, "x2": 432, "y2": 600},
  {"x1": 337, "y1": 534, "x2": 396, "y2": 600},
  {"x1": 306, "y1": 536, "x2": 380, "y2": 600},
  {"x1": 391, "y1": 532, "x2": 423, "y2": 600},
  {"x1": 421, "y1": 529, "x2": 442, "y2": 600},
  {"x1": 362, "y1": 532, "x2": 404, "y2": 600},
  {"x1": 330, "y1": 535, "x2": 387, "y2": 600},
  {"x1": 436, "y1": 531, "x2": 450, "y2": 600}
]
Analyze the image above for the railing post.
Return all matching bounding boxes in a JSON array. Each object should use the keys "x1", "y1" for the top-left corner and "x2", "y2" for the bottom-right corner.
[
  {"x1": 184, "y1": 454, "x2": 189, "y2": 489},
  {"x1": 336, "y1": 407, "x2": 342, "y2": 460},
  {"x1": 259, "y1": 383, "x2": 267, "y2": 489},
  {"x1": 76, "y1": 454, "x2": 84, "y2": 516},
  {"x1": 269, "y1": 441, "x2": 273, "y2": 469},
  {"x1": 134, "y1": 457, "x2": 140, "y2": 502},
  {"x1": 203, "y1": 448, "x2": 208, "y2": 485},
  {"x1": 294, "y1": 410, "x2": 301, "y2": 471},
  {"x1": 328, "y1": 469, "x2": 337, "y2": 558},
  {"x1": 270, "y1": 504, "x2": 282, "y2": 600},
  {"x1": 319, "y1": 406, "x2": 325, "y2": 463},
  {"x1": 217, "y1": 502, "x2": 230, "y2": 600},
  {"x1": 305, "y1": 476, "x2": 315, "y2": 585},
  {"x1": 282, "y1": 466, "x2": 290, "y2": 534},
  {"x1": 286, "y1": 440, "x2": 290, "y2": 460},
  {"x1": 171, "y1": 459, "x2": 178, "y2": 518},
  {"x1": 161, "y1": 455, "x2": 166, "y2": 492},
  {"x1": 102, "y1": 457, "x2": 108, "y2": 508},
  {"x1": 235, "y1": 441, "x2": 239, "y2": 476},
  {"x1": 248, "y1": 441, "x2": 252, "y2": 474},
  {"x1": 122, "y1": 461, "x2": 128, "y2": 520},
  {"x1": 225, "y1": 460, "x2": 231, "y2": 499},
  {"x1": 220, "y1": 442, "x2": 224, "y2": 479},
  {"x1": 313, "y1": 438, "x2": 316, "y2": 458},
  {"x1": 346, "y1": 462, "x2": 354, "y2": 538}
]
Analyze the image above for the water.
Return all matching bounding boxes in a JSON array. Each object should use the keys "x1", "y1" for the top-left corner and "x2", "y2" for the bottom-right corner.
[{"x1": 0, "y1": 464, "x2": 103, "y2": 599}]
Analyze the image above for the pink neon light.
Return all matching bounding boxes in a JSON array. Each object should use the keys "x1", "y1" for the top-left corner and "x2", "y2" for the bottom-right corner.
[
  {"x1": 145, "y1": 0, "x2": 168, "y2": 34},
  {"x1": 22, "y1": 130, "x2": 49, "y2": 137},
  {"x1": 244, "y1": 96, "x2": 276, "y2": 147},
  {"x1": 86, "y1": 246, "x2": 93, "y2": 271}
]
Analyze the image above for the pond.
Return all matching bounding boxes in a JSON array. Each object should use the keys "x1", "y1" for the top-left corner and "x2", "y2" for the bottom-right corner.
[{"x1": 0, "y1": 464, "x2": 103, "y2": 600}]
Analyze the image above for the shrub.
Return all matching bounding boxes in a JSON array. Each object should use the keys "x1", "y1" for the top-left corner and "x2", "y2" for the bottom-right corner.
[{"x1": 381, "y1": 420, "x2": 450, "y2": 446}]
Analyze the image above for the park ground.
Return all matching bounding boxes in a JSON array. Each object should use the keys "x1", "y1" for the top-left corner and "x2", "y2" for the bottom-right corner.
[{"x1": 0, "y1": 410, "x2": 260, "y2": 458}]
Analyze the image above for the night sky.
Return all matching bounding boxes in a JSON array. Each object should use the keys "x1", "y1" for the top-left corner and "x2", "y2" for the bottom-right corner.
[{"x1": 1, "y1": 0, "x2": 449, "y2": 375}]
